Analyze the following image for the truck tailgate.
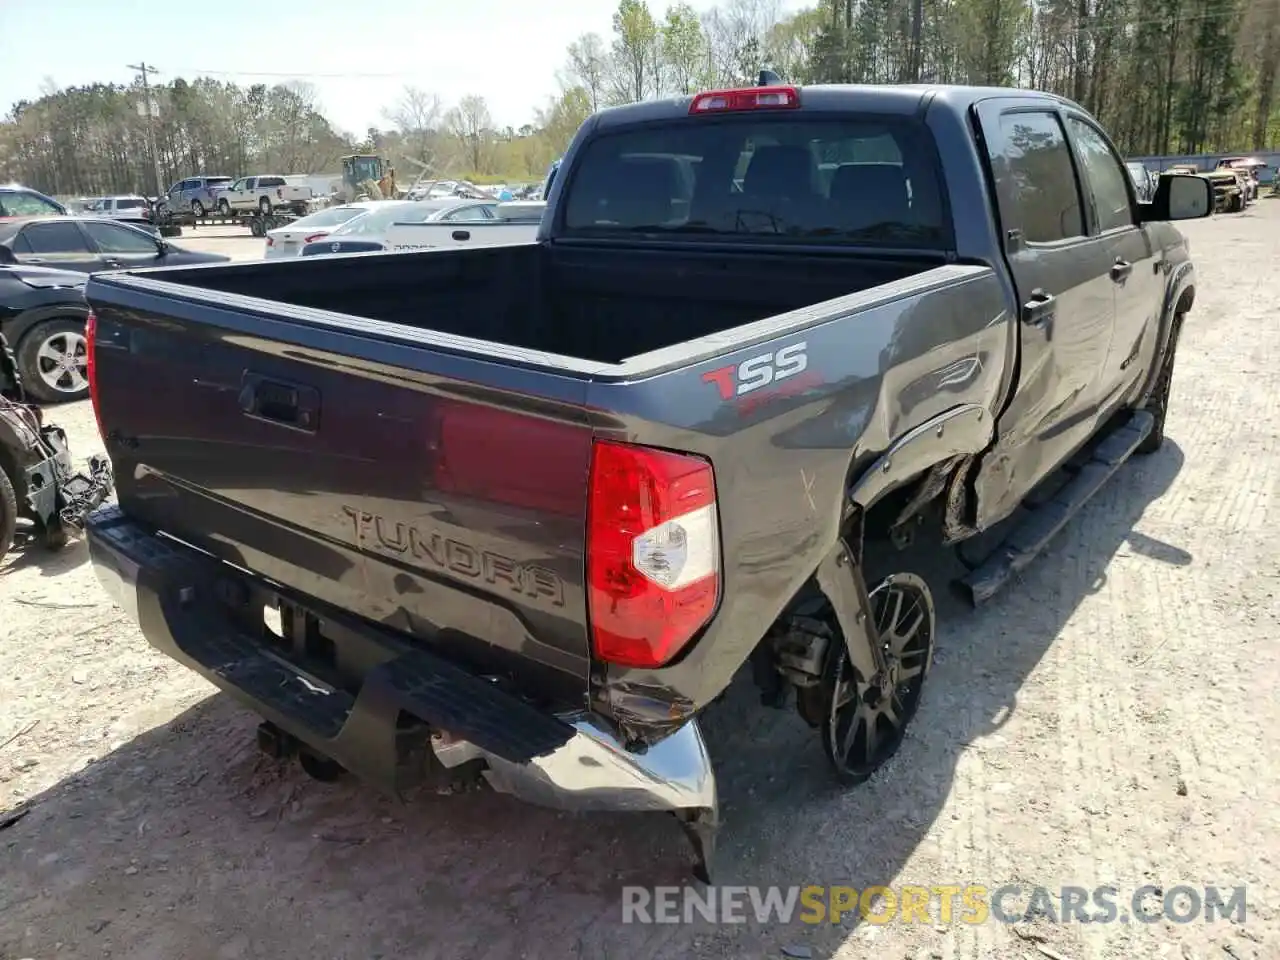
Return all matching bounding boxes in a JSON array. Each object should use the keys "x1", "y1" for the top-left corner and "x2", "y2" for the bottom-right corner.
[{"x1": 87, "y1": 291, "x2": 595, "y2": 705}]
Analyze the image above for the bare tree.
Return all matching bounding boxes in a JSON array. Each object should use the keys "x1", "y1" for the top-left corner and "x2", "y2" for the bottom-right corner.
[
  {"x1": 566, "y1": 33, "x2": 610, "y2": 112},
  {"x1": 444, "y1": 94, "x2": 493, "y2": 173},
  {"x1": 382, "y1": 85, "x2": 442, "y2": 169}
]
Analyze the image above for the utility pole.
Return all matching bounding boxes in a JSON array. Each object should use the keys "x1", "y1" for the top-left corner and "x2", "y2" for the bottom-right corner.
[{"x1": 127, "y1": 61, "x2": 165, "y2": 197}]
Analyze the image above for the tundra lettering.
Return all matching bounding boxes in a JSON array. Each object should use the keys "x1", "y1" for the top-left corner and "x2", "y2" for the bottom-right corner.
[
  {"x1": 341, "y1": 505, "x2": 565, "y2": 606},
  {"x1": 703, "y1": 341, "x2": 810, "y2": 400}
]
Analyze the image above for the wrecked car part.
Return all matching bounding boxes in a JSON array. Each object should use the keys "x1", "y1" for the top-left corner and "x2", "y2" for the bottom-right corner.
[
  {"x1": 955, "y1": 410, "x2": 1154, "y2": 606},
  {"x1": 448, "y1": 712, "x2": 718, "y2": 882},
  {"x1": 0, "y1": 391, "x2": 114, "y2": 557}
]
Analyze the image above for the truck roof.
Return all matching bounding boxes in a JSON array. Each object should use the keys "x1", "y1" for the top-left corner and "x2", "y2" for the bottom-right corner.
[{"x1": 591, "y1": 83, "x2": 1083, "y2": 131}]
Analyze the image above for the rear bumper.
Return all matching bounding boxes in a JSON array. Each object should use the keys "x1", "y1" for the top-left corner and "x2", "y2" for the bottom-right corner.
[{"x1": 86, "y1": 507, "x2": 716, "y2": 827}]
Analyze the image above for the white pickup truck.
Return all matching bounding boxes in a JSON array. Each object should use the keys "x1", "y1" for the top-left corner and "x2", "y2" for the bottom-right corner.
[
  {"x1": 383, "y1": 200, "x2": 544, "y2": 251},
  {"x1": 215, "y1": 176, "x2": 312, "y2": 217}
]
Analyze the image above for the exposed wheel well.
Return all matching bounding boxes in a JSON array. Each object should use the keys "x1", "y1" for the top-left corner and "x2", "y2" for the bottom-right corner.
[{"x1": 1175, "y1": 286, "x2": 1194, "y2": 316}]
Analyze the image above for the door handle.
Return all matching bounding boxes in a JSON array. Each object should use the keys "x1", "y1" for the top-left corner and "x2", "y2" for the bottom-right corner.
[
  {"x1": 451, "y1": 230, "x2": 470, "y2": 241},
  {"x1": 25, "y1": 257, "x2": 45, "y2": 264},
  {"x1": 1021, "y1": 289, "x2": 1056, "y2": 328},
  {"x1": 1110, "y1": 258, "x2": 1133, "y2": 282},
  {"x1": 238, "y1": 372, "x2": 320, "y2": 432},
  {"x1": 103, "y1": 258, "x2": 123, "y2": 268}
]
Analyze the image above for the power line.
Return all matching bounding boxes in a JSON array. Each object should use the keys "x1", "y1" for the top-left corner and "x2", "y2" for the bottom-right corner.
[{"x1": 127, "y1": 61, "x2": 165, "y2": 196}]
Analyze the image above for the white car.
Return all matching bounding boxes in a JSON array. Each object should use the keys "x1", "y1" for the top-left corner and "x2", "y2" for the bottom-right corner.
[
  {"x1": 297, "y1": 199, "x2": 498, "y2": 257},
  {"x1": 262, "y1": 201, "x2": 386, "y2": 259},
  {"x1": 85, "y1": 195, "x2": 152, "y2": 223}
]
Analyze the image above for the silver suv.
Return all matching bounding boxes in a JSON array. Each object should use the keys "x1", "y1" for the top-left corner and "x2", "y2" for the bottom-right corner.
[{"x1": 164, "y1": 176, "x2": 234, "y2": 217}]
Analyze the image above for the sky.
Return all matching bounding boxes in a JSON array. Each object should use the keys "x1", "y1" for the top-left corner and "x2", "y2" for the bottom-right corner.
[{"x1": 1, "y1": 0, "x2": 804, "y2": 135}]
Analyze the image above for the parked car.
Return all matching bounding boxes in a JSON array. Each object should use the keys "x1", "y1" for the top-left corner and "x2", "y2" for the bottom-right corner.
[
  {"x1": 82, "y1": 81, "x2": 1209, "y2": 881},
  {"x1": 262, "y1": 202, "x2": 387, "y2": 259},
  {"x1": 297, "y1": 198, "x2": 499, "y2": 256},
  {"x1": 0, "y1": 185, "x2": 66, "y2": 219},
  {"x1": 0, "y1": 261, "x2": 91, "y2": 402},
  {"x1": 164, "y1": 176, "x2": 234, "y2": 217},
  {"x1": 0, "y1": 217, "x2": 230, "y2": 274},
  {"x1": 1124, "y1": 161, "x2": 1156, "y2": 202},
  {"x1": 83, "y1": 193, "x2": 149, "y2": 221},
  {"x1": 83, "y1": 195, "x2": 156, "y2": 230},
  {"x1": 1215, "y1": 157, "x2": 1267, "y2": 203},
  {"x1": 217, "y1": 176, "x2": 313, "y2": 216}
]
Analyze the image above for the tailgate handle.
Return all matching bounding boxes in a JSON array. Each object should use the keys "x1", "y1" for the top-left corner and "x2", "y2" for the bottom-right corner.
[
  {"x1": 238, "y1": 373, "x2": 320, "y2": 431},
  {"x1": 451, "y1": 230, "x2": 470, "y2": 241}
]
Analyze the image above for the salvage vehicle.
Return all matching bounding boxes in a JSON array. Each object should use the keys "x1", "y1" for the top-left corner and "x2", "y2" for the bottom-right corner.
[
  {"x1": 0, "y1": 330, "x2": 114, "y2": 557},
  {"x1": 262, "y1": 201, "x2": 386, "y2": 259},
  {"x1": 216, "y1": 176, "x2": 313, "y2": 217},
  {"x1": 1215, "y1": 157, "x2": 1267, "y2": 203},
  {"x1": 1168, "y1": 164, "x2": 1243, "y2": 212},
  {"x1": 81, "y1": 82, "x2": 1209, "y2": 880},
  {"x1": 0, "y1": 261, "x2": 95, "y2": 403},
  {"x1": 0, "y1": 217, "x2": 230, "y2": 278},
  {"x1": 297, "y1": 199, "x2": 509, "y2": 256}
]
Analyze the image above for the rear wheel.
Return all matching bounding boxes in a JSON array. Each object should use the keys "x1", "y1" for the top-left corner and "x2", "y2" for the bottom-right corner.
[
  {"x1": 191, "y1": 199, "x2": 205, "y2": 217},
  {"x1": 810, "y1": 574, "x2": 935, "y2": 785},
  {"x1": 16, "y1": 318, "x2": 89, "y2": 403},
  {"x1": 258, "y1": 197, "x2": 272, "y2": 215},
  {"x1": 1137, "y1": 314, "x2": 1184, "y2": 455},
  {"x1": 0, "y1": 467, "x2": 16, "y2": 558},
  {"x1": 218, "y1": 199, "x2": 231, "y2": 217}
]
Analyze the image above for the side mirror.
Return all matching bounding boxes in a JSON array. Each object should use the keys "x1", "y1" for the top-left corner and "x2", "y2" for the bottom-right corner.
[{"x1": 1140, "y1": 173, "x2": 1213, "y2": 222}]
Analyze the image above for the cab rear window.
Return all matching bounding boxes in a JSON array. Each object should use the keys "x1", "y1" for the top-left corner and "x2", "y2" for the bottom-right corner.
[{"x1": 561, "y1": 116, "x2": 949, "y2": 247}]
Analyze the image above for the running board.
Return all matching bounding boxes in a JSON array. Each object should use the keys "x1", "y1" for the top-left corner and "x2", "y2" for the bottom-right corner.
[{"x1": 955, "y1": 411, "x2": 1154, "y2": 606}]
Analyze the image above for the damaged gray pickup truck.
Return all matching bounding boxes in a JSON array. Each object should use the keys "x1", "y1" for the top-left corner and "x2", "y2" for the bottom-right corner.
[{"x1": 82, "y1": 81, "x2": 1210, "y2": 880}]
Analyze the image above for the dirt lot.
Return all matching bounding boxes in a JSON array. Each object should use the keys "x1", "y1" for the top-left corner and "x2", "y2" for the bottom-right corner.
[
  {"x1": 2, "y1": 205, "x2": 1278, "y2": 960},
  {"x1": 169, "y1": 225, "x2": 269, "y2": 262}
]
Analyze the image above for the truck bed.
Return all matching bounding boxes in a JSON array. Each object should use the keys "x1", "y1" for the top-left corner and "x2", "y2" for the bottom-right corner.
[
  {"x1": 141, "y1": 243, "x2": 938, "y2": 364},
  {"x1": 85, "y1": 242, "x2": 1006, "y2": 720}
]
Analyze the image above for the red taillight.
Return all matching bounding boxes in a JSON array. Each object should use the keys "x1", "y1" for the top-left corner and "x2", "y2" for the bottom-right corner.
[
  {"x1": 85, "y1": 310, "x2": 104, "y2": 438},
  {"x1": 689, "y1": 85, "x2": 799, "y2": 114},
  {"x1": 586, "y1": 440, "x2": 720, "y2": 668},
  {"x1": 303, "y1": 232, "x2": 328, "y2": 243},
  {"x1": 265, "y1": 236, "x2": 274, "y2": 246}
]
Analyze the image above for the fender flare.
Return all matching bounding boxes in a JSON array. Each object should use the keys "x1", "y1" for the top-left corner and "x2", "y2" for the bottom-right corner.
[
  {"x1": 4, "y1": 302, "x2": 90, "y2": 355},
  {"x1": 847, "y1": 403, "x2": 993, "y2": 510},
  {"x1": 1137, "y1": 263, "x2": 1195, "y2": 405}
]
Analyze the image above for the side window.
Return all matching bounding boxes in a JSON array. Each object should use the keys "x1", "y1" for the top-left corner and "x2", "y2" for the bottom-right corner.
[
  {"x1": 22, "y1": 222, "x2": 92, "y2": 253},
  {"x1": 1065, "y1": 117, "x2": 1134, "y2": 232},
  {"x1": 996, "y1": 111, "x2": 1084, "y2": 244},
  {"x1": 443, "y1": 205, "x2": 488, "y2": 222},
  {"x1": 1, "y1": 191, "x2": 65, "y2": 217},
  {"x1": 83, "y1": 221, "x2": 160, "y2": 254}
]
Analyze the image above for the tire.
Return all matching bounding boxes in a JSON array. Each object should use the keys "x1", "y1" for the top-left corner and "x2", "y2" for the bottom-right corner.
[
  {"x1": 42, "y1": 520, "x2": 69, "y2": 551},
  {"x1": 258, "y1": 197, "x2": 272, "y2": 215},
  {"x1": 0, "y1": 467, "x2": 16, "y2": 559},
  {"x1": 191, "y1": 199, "x2": 206, "y2": 217},
  {"x1": 16, "y1": 318, "x2": 90, "y2": 404},
  {"x1": 1136, "y1": 313, "x2": 1183, "y2": 455},
  {"x1": 218, "y1": 199, "x2": 231, "y2": 217}
]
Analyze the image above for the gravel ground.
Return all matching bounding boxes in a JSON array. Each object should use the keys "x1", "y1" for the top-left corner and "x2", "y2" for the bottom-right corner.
[{"x1": 2, "y1": 205, "x2": 1278, "y2": 960}]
